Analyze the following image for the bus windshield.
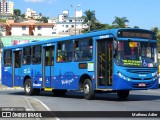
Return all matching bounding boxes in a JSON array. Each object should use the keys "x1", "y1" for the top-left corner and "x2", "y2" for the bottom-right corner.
[{"x1": 115, "y1": 41, "x2": 158, "y2": 67}]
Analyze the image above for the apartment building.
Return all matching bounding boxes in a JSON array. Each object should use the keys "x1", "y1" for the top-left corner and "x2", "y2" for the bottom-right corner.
[
  {"x1": 55, "y1": 10, "x2": 88, "y2": 36},
  {"x1": 25, "y1": 8, "x2": 41, "y2": 19},
  {"x1": 1, "y1": 20, "x2": 54, "y2": 36},
  {"x1": 0, "y1": 0, "x2": 14, "y2": 15}
]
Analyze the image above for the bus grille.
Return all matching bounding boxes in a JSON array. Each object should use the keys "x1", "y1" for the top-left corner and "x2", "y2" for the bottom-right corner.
[
  {"x1": 127, "y1": 69, "x2": 154, "y2": 74},
  {"x1": 130, "y1": 77, "x2": 152, "y2": 80}
]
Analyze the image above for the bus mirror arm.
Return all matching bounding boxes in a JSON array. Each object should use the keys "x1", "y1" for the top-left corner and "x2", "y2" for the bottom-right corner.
[{"x1": 113, "y1": 39, "x2": 118, "y2": 58}]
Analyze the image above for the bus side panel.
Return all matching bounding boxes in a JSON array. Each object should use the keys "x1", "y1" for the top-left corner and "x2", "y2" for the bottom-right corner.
[
  {"x1": 21, "y1": 65, "x2": 32, "y2": 87},
  {"x1": 14, "y1": 67, "x2": 22, "y2": 86},
  {"x1": 31, "y1": 64, "x2": 43, "y2": 88},
  {"x1": 2, "y1": 66, "x2": 13, "y2": 87},
  {"x1": 52, "y1": 62, "x2": 94, "y2": 90}
]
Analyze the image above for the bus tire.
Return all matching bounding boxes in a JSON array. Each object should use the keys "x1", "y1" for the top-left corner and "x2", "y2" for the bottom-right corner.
[
  {"x1": 52, "y1": 90, "x2": 67, "y2": 96},
  {"x1": 24, "y1": 79, "x2": 35, "y2": 95},
  {"x1": 117, "y1": 90, "x2": 129, "y2": 99},
  {"x1": 83, "y1": 79, "x2": 95, "y2": 100}
]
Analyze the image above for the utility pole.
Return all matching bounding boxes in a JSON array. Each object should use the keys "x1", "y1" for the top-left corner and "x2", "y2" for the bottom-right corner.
[{"x1": 71, "y1": 4, "x2": 80, "y2": 35}]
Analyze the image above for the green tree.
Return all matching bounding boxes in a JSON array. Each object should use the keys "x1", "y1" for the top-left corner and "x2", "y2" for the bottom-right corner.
[
  {"x1": 112, "y1": 16, "x2": 129, "y2": 28},
  {"x1": 14, "y1": 9, "x2": 21, "y2": 16},
  {"x1": 82, "y1": 10, "x2": 97, "y2": 31},
  {"x1": 39, "y1": 13, "x2": 42, "y2": 17},
  {"x1": 151, "y1": 27, "x2": 159, "y2": 34},
  {"x1": 0, "y1": 18, "x2": 6, "y2": 23},
  {"x1": 133, "y1": 26, "x2": 140, "y2": 29},
  {"x1": 20, "y1": 13, "x2": 25, "y2": 19},
  {"x1": 14, "y1": 9, "x2": 22, "y2": 22},
  {"x1": 40, "y1": 17, "x2": 48, "y2": 23},
  {"x1": 94, "y1": 22, "x2": 111, "y2": 30}
]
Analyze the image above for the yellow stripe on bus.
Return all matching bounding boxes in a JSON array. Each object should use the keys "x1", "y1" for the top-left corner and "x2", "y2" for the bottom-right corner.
[
  {"x1": 44, "y1": 88, "x2": 53, "y2": 91},
  {"x1": 13, "y1": 86, "x2": 22, "y2": 89}
]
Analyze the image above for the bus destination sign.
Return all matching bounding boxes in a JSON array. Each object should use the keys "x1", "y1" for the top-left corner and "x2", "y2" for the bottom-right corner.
[{"x1": 118, "y1": 30, "x2": 156, "y2": 40}]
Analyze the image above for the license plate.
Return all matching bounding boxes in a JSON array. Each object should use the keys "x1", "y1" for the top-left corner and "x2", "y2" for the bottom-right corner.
[{"x1": 138, "y1": 83, "x2": 146, "y2": 87}]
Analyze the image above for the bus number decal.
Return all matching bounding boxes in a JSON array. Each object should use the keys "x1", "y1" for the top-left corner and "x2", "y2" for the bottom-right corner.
[
  {"x1": 24, "y1": 68, "x2": 31, "y2": 74},
  {"x1": 16, "y1": 48, "x2": 20, "y2": 51},
  {"x1": 99, "y1": 35, "x2": 109, "y2": 39},
  {"x1": 4, "y1": 67, "x2": 10, "y2": 71},
  {"x1": 46, "y1": 43, "x2": 52, "y2": 46}
]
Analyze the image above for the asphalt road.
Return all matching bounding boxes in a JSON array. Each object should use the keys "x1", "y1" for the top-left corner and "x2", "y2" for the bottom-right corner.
[
  {"x1": 0, "y1": 88, "x2": 160, "y2": 120},
  {"x1": 32, "y1": 89, "x2": 160, "y2": 111}
]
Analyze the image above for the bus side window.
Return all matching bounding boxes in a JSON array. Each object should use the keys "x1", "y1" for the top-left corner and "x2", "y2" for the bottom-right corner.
[
  {"x1": 23, "y1": 47, "x2": 31, "y2": 65},
  {"x1": 4, "y1": 50, "x2": 12, "y2": 66},
  {"x1": 32, "y1": 46, "x2": 41, "y2": 64},
  {"x1": 15, "y1": 51, "x2": 21, "y2": 68},
  {"x1": 57, "y1": 41, "x2": 73, "y2": 62},
  {"x1": 74, "y1": 38, "x2": 93, "y2": 61}
]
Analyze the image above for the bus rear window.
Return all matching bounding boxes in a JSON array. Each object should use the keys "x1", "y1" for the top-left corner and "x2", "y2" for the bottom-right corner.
[{"x1": 4, "y1": 50, "x2": 12, "y2": 66}]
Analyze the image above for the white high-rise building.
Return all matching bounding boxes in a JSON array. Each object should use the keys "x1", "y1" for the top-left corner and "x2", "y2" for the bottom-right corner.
[
  {"x1": 0, "y1": 0, "x2": 14, "y2": 15},
  {"x1": 56, "y1": 10, "x2": 88, "y2": 36},
  {"x1": 25, "y1": 8, "x2": 41, "y2": 19}
]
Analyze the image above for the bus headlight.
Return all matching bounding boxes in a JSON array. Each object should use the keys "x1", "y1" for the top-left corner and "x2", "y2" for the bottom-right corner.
[
  {"x1": 118, "y1": 72, "x2": 131, "y2": 81},
  {"x1": 153, "y1": 76, "x2": 159, "y2": 81}
]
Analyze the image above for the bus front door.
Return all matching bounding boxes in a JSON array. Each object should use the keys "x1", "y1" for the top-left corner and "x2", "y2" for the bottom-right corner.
[
  {"x1": 12, "y1": 50, "x2": 22, "y2": 87},
  {"x1": 97, "y1": 39, "x2": 113, "y2": 88},
  {"x1": 43, "y1": 46, "x2": 54, "y2": 88}
]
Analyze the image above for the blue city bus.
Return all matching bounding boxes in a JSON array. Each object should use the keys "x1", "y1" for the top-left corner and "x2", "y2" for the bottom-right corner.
[{"x1": 2, "y1": 28, "x2": 159, "y2": 100}]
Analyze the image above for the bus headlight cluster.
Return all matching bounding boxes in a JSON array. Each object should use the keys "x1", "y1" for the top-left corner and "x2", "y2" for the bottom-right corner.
[
  {"x1": 153, "y1": 76, "x2": 159, "y2": 81},
  {"x1": 118, "y1": 72, "x2": 131, "y2": 81}
]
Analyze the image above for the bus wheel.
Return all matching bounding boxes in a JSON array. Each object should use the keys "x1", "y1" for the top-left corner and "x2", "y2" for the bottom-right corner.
[
  {"x1": 52, "y1": 90, "x2": 67, "y2": 96},
  {"x1": 83, "y1": 79, "x2": 95, "y2": 100},
  {"x1": 24, "y1": 79, "x2": 34, "y2": 95},
  {"x1": 117, "y1": 90, "x2": 129, "y2": 99}
]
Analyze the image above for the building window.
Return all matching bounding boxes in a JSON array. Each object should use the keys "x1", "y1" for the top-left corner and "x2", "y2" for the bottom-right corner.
[
  {"x1": 66, "y1": 25, "x2": 68, "y2": 28},
  {"x1": 71, "y1": 25, "x2": 74, "y2": 28},
  {"x1": 37, "y1": 26, "x2": 42, "y2": 30},
  {"x1": 69, "y1": 20, "x2": 72, "y2": 22},
  {"x1": 22, "y1": 26, "x2": 26, "y2": 30}
]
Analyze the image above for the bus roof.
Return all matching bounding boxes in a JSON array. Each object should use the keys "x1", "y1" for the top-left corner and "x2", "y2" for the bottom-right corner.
[{"x1": 2, "y1": 28, "x2": 155, "y2": 50}]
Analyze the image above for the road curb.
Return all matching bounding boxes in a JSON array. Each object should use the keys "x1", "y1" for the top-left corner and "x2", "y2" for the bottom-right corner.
[{"x1": 0, "y1": 84, "x2": 24, "y2": 90}]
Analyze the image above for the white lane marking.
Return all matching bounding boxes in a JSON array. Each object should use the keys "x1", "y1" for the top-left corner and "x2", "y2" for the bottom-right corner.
[
  {"x1": 32, "y1": 98, "x2": 60, "y2": 120},
  {"x1": 32, "y1": 98, "x2": 51, "y2": 111},
  {"x1": 25, "y1": 97, "x2": 40, "y2": 120}
]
